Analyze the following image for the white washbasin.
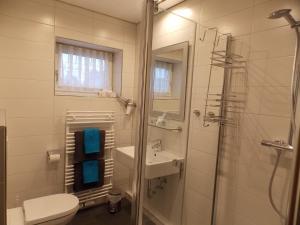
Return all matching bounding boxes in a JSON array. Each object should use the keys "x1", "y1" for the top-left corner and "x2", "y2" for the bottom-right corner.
[{"x1": 114, "y1": 146, "x2": 184, "y2": 179}]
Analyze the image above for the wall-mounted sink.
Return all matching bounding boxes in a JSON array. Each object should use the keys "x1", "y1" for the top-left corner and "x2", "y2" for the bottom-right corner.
[{"x1": 114, "y1": 146, "x2": 184, "y2": 179}]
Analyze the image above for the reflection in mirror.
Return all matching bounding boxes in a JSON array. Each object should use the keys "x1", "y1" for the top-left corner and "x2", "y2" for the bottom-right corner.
[{"x1": 150, "y1": 42, "x2": 189, "y2": 121}]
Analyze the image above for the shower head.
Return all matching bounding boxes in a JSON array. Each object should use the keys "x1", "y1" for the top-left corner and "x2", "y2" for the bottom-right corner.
[
  {"x1": 268, "y1": 9, "x2": 299, "y2": 28},
  {"x1": 268, "y1": 9, "x2": 292, "y2": 19}
]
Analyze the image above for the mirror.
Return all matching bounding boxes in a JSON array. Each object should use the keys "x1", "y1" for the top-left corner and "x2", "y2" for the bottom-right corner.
[{"x1": 150, "y1": 42, "x2": 189, "y2": 121}]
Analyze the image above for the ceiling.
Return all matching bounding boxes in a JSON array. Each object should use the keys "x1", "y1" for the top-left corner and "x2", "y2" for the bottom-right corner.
[{"x1": 60, "y1": 0, "x2": 144, "y2": 23}]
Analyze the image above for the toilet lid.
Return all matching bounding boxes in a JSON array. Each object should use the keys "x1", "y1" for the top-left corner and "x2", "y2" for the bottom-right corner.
[{"x1": 23, "y1": 194, "x2": 79, "y2": 225}]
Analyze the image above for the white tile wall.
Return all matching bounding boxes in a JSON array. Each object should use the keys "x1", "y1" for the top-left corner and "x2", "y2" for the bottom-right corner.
[
  {"x1": 0, "y1": 0, "x2": 138, "y2": 208},
  {"x1": 163, "y1": 0, "x2": 300, "y2": 225}
]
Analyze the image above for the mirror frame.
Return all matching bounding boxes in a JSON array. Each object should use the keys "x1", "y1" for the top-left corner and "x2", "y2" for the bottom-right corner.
[{"x1": 150, "y1": 41, "x2": 189, "y2": 121}]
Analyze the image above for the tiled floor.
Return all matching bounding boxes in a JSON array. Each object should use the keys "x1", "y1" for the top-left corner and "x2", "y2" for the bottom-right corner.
[{"x1": 68, "y1": 200, "x2": 155, "y2": 225}]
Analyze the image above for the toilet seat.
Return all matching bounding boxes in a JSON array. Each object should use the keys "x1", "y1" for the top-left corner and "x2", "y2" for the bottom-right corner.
[{"x1": 23, "y1": 194, "x2": 79, "y2": 225}]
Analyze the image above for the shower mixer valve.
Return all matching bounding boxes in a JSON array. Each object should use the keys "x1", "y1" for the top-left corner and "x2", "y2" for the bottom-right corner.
[{"x1": 261, "y1": 139, "x2": 294, "y2": 152}]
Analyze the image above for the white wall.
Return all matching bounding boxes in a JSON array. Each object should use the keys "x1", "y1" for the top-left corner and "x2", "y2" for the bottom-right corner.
[
  {"x1": 0, "y1": 0, "x2": 138, "y2": 208},
  {"x1": 163, "y1": 0, "x2": 300, "y2": 225}
]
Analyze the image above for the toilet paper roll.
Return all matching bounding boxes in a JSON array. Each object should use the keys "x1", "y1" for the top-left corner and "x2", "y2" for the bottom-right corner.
[{"x1": 48, "y1": 153, "x2": 61, "y2": 162}]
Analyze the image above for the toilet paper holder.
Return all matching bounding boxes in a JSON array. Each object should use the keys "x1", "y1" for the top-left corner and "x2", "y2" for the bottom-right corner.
[{"x1": 47, "y1": 150, "x2": 61, "y2": 163}]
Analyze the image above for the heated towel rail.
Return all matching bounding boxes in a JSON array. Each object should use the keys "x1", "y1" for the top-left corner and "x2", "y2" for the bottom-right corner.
[{"x1": 64, "y1": 110, "x2": 115, "y2": 208}]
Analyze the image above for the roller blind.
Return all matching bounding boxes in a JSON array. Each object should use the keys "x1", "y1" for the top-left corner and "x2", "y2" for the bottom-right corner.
[
  {"x1": 153, "y1": 61, "x2": 173, "y2": 96},
  {"x1": 56, "y1": 43, "x2": 113, "y2": 93}
]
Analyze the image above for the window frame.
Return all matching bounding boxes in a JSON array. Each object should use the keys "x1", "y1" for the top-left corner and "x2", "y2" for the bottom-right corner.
[
  {"x1": 54, "y1": 37, "x2": 123, "y2": 98},
  {"x1": 153, "y1": 61, "x2": 173, "y2": 97}
]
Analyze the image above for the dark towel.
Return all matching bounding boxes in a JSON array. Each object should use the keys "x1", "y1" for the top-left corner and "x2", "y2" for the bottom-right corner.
[
  {"x1": 73, "y1": 159, "x2": 105, "y2": 192},
  {"x1": 74, "y1": 130, "x2": 105, "y2": 162},
  {"x1": 84, "y1": 128, "x2": 100, "y2": 154}
]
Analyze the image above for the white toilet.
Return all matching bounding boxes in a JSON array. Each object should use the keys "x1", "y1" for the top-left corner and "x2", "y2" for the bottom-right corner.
[{"x1": 7, "y1": 194, "x2": 79, "y2": 225}]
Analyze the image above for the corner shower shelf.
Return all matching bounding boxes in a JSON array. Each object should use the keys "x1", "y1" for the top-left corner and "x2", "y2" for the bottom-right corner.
[
  {"x1": 210, "y1": 50, "x2": 246, "y2": 69},
  {"x1": 202, "y1": 32, "x2": 247, "y2": 127}
]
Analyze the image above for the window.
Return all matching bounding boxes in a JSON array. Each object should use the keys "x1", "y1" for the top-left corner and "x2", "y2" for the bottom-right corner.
[
  {"x1": 56, "y1": 43, "x2": 113, "y2": 95},
  {"x1": 153, "y1": 61, "x2": 173, "y2": 96}
]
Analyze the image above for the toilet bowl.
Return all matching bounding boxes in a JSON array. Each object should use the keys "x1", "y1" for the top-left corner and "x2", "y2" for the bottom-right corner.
[{"x1": 7, "y1": 194, "x2": 79, "y2": 225}]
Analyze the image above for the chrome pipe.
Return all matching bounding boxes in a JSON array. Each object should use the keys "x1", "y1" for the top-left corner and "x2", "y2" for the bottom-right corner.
[
  {"x1": 210, "y1": 35, "x2": 234, "y2": 225},
  {"x1": 287, "y1": 26, "x2": 300, "y2": 225},
  {"x1": 288, "y1": 28, "x2": 300, "y2": 145},
  {"x1": 261, "y1": 139, "x2": 294, "y2": 151},
  {"x1": 287, "y1": 130, "x2": 300, "y2": 225},
  {"x1": 131, "y1": 0, "x2": 154, "y2": 225}
]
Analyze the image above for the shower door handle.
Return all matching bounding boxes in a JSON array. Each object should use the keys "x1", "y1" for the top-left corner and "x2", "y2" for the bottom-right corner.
[{"x1": 261, "y1": 139, "x2": 294, "y2": 151}]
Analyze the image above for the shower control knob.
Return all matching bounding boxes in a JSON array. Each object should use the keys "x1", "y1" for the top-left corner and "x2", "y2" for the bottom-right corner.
[{"x1": 261, "y1": 139, "x2": 294, "y2": 151}]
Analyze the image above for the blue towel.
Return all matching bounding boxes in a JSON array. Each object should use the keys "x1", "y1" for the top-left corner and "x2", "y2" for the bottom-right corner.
[
  {"x1": 83, "y1": 128, "x2": 100, "y2": 154},
  {"x1": 82, "y1": 160, "x2": 99, "y2": 184}
]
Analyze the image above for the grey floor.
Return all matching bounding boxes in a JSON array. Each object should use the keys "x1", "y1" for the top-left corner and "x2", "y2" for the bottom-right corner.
[{"x1": 68, "y1": 200, "x2": 155, "y2": 225}]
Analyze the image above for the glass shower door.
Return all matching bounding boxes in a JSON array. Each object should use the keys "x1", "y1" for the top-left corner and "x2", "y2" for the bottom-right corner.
[
  {"x1": 136, "y1": 3, "x2": 197, "y2": 225},
  {"x1": 0, "y1": 109, "x2": 6, "y2": 225}
]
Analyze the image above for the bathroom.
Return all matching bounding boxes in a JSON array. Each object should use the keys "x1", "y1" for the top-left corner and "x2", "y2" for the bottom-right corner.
[{"x1": 0, "y1": 0, "x2": 300, "y2": 224}]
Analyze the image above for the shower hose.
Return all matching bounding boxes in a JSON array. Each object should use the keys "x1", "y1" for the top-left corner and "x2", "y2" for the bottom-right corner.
[{"x1": 269, "y1": 149, "x2": 285, "y2": 219}]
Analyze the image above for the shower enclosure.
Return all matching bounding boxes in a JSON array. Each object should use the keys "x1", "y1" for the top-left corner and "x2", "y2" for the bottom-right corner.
[
  {"x1": 133, "y1": 1, "x2": 197, "y2": 224},
  {"x1": 137, "y1": 2, "x2": 300, "y2": 225},
  {"x1": 199, "y1": 8, "x2": 300, "y2": 225}
]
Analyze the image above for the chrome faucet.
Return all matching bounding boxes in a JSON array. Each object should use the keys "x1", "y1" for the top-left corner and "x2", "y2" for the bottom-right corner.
[{"x1": 149, "y1": 139, "x2": 162, "y2": 152}]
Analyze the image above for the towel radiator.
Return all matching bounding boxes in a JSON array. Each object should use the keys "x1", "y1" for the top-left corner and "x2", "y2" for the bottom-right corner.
[{"x1": 64, "y1": 110, "x2": 115, "y2": 208}]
